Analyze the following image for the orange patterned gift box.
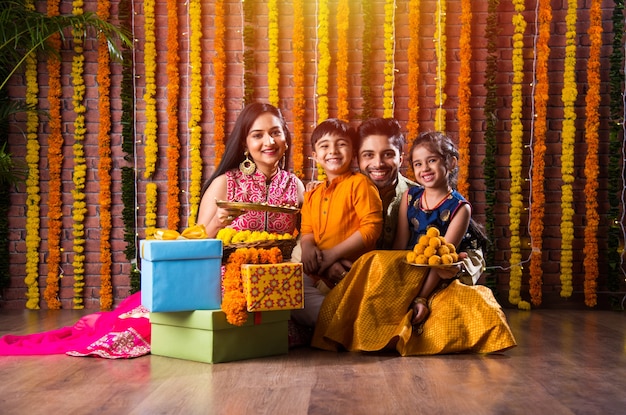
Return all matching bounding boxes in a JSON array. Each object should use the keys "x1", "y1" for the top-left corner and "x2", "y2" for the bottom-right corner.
[{"x1": 240, "y1": 263, "x2": 304, "y2": 312}]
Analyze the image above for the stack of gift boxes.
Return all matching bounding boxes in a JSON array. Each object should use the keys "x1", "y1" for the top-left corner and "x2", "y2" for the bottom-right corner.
[{"x1": 140, "y1": 238, "x2": 304, "y2": 363}]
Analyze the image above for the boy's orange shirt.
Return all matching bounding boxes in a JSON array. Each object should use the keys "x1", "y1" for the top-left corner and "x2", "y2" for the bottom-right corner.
[{"x1": 301, "y1": 171, "x2": 383, "y2": 262}]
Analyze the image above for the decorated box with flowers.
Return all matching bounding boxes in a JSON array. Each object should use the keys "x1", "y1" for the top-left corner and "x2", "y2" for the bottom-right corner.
[
  {"x1": 240, "y1": 263, "x2": 304, "y2": 312},
  {"x1": 140, "y1": 239, "x2": 222, "y2": 312},
  {"x1": 150, "y1": 309, "x2": 289, "y2": 363}
]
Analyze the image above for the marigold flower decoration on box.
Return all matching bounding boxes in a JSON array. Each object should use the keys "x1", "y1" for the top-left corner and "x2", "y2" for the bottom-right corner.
[{"x1": 222, "y1": 247, "x2": 283, "y2": 326}]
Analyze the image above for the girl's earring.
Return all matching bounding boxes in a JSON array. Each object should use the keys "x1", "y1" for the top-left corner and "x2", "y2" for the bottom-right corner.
[{"x1": 239, "y1": 150, "x2": 256, "y2": 175}]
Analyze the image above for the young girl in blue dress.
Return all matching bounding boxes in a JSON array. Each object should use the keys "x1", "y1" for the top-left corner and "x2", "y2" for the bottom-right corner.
[{"x1": 393, "y1": 131, "x2": 471, "y2": 325}]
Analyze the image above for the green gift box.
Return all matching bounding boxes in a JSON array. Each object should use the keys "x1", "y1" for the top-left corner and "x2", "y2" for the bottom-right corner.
[{"x1": 150, "y1": 309, "x2": 289, "y2": 363}]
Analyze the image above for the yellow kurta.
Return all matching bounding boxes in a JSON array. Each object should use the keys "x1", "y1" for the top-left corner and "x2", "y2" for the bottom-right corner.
[{"x1": 312, "y1": 250, "x2": 517, "y2": 355}]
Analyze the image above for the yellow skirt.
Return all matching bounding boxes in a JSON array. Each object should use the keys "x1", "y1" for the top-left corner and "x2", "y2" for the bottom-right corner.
[{"x1": 311, "y1": 250, "x2": 517, "y2": 355}]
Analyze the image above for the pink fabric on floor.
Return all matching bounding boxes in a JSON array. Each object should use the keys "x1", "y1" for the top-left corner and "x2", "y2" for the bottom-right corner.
[{"x1": 0, "y1": 292, "x2": 150, "y2": 359}]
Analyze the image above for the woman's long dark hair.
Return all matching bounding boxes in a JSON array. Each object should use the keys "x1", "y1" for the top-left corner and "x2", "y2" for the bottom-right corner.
[{"x1": 200, "y1": 102, "x2": 292, "y2": 197}]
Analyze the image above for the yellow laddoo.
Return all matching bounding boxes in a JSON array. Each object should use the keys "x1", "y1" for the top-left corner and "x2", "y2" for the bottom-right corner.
[
  {"x1": 423, "y1": 246, "x2": 438, "y2": 258},
  {"x1": 429, "y1": 237, "x2": 442, "y2": 249},
  {"x1": 418, "y1": 235, "x2": 430, "y2": 247},
  {"x1": 428, "y1": 255, "x2": 442, "y2": 265},
  {"x1": 413, "y1": 243, "x2": 427, "y2": 255},
  {"x1": 406, "y1": 251, "x2": 417, "y2": 263},
  {"x1": 441, "y1": 254, "x2": 455, "y2": 264},
  {"x1": 426, "y1": 227, "x2": 440, "y2": 238},
  {"x1": 415, "y1": 254, "x2": 429, "y2": 265},
  {"x1": 437, "y1": 245, "x2": 451, "y2": 256}
]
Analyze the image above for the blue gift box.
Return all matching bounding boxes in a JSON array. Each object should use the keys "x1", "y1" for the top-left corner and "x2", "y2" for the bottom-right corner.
[{"x1": 140, "y1": 239, "x2": 223, "y2": 312}]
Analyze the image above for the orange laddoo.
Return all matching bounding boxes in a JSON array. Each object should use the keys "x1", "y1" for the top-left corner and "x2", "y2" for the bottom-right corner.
[
  {"x1": 441, "y1": 254, "x2": 455, "y2": 264},
  {"x1": 429, "y1": 237, "x2": 442, "y2": 249},
  {"x1": 426, "y1": 227, "x2": 440, "y2": 238},
  {"x1": 428, "y1": 255, "x2": 442, "y2": 265},
  {"x1": 413, "y1": 244, "x2": 426, "y2": 255},
  {"x1": 406, "y1": 251, "x2": 416, "y2": 263},
  {"x1": 415, "y1": 254, "x2": 429, "y2": 265}
]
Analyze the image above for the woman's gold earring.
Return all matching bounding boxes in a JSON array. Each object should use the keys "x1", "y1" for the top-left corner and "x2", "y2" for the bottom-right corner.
[{"x1": 239, "y1": 150, "x2": 256, "y2": 175}]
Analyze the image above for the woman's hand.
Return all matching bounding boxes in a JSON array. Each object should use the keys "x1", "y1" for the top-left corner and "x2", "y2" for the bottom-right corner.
[{"x1": 214, "y1": 207, "x2": 242, "y2": 226}]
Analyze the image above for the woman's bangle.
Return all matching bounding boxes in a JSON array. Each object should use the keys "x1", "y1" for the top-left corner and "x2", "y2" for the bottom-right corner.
[{"x1": 412, "y1": 297, "x2": 428, "y2": 307}]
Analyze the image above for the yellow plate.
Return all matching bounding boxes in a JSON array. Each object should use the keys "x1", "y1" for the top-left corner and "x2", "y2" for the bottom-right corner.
[
  {"x1": 216, "y1": 200, "x2": 300, "y2": 214},
  {"x1": 403, "y1": 260, "x2": 462, "y2": 269}
]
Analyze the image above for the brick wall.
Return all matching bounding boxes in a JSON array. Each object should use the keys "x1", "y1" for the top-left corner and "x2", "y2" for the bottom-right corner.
[{"x1": 3, "y1": 0, "x2": 624, "y2": 309}]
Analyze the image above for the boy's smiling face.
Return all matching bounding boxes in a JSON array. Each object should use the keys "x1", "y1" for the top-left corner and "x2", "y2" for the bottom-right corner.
[{"x1": 312, "y1": 133, "x2": 354, "y2": 181}]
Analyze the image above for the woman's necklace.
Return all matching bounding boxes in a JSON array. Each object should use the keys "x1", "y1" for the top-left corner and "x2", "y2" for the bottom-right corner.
[{"x1": 421, "y1": 188, "x2": 452, "y2": 211}]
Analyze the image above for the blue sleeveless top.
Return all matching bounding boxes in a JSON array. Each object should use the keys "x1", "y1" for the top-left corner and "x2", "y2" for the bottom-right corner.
[{"x1": 405, "y1": 187, "x2": 470, "y2": 249}]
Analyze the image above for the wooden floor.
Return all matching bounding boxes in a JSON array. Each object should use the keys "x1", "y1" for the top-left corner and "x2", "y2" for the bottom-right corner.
[{"x1": 0, "y1": 307, "x2": 624, "y2": 415}]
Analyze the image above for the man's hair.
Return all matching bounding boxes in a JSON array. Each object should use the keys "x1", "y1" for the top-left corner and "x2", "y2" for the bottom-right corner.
[
  {"x1": 311, "y1": 118, "x2": 356, "y2": 148},
  {"x1": 357, "y1": 118, "x2": 405, "y2": 152}
]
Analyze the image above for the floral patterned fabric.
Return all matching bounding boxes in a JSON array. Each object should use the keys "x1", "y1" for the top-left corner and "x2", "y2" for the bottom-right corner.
[
  {"x1": 226, "y1": 168, "x2": 300, "y2": 234},
  {"x1": 0, "y1": 293, "x2": 150, "y2": 359}
]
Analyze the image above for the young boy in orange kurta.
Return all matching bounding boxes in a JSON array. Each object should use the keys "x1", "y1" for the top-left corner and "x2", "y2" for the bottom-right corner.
[{"x1": 293, "y1": 119, "x2": 382, "y2": 327}]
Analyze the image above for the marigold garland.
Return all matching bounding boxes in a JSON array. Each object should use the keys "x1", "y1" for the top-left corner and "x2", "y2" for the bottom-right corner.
[
  {"x1": 71, "y1": 0, "x2": 87, "y2": 309},
  {"x1": 560, "y1": 0, "x2": 578, "y2": 299},
  {"x1": 582, "y1": 0, "x2": 602, "y2": 307},
  {"x1": 166, "y1": 0, "x2": 181, "y2": 230},
  {"x1": 24, "y1": 0, "x2": 41, "y2": 310},
  {"x1": 383, "y1": 0, "x2": 395, "y2": 118},
  {"x1": 44, "y1": 0, "x2": 63, "y2": 310},
  {"x1": 316, "y1": 0, "x2": 330, "y2": 122},
  {"x1": 97, "y1": 0, "x2": 113, "y2": 310},
  {"x1": 213, "y1": 0, "x2": 226, "y2": 165},
  {"x1": 143, "y1": 0, "x2": 157, "y2": 179},
  {"x1": 188, "y1": 0, "x2": 203, "y2": 225},
  {"x1": 508, "y1": 0, "x2": 529, "y2": 310},
  {"x1": 529, "y1": 0, "x2": 551, "y2": 306},
  {"x1": 456, "y1": 0, "x2": 472, "y2": 197},
  {"x1": 145, "y1": 183, "x2": 158, "y2": 239},
  {"x1": 222, "y1": 247, "x2": 282, "y2": 326},
  {"x1": 336, "y1": 0, "x2": 350, "y2": 121},
  {"x1": 292, "y1": 0, "x2": 305, "y2": 178},
  {"x1": 268, "y1": 0, "x2": 280, "y2": 107},
  {"x1": 360, "y1": 0, "x2": 373, "y2": 120},
  {"x1": 243, "y1": 0, "x2": 255, "y2": 105},
  {"x1": 407, "y1": 0, "x2": 420, "y2": 139},
  {"x1": 434, "y1": 0, "x2": 447, "y2": 131}
]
